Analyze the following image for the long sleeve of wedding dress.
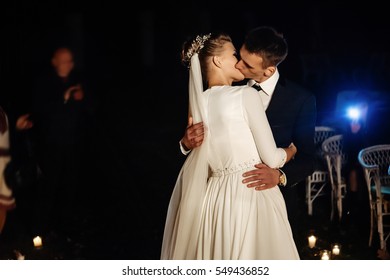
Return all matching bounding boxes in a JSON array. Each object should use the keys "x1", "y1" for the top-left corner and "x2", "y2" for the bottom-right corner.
[{"x1": 242, "y1": 87, "x2": 287, "y2": 168}]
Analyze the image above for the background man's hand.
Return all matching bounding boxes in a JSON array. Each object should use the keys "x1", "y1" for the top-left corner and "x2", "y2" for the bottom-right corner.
[{"x1": 16, "y1": 114, "x2": 33, "y2": 130}]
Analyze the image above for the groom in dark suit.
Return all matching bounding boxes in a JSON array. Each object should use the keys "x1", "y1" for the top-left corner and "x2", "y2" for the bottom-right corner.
[{"x1": 180, "y1": 26, "x2": 316, "y2": 241}]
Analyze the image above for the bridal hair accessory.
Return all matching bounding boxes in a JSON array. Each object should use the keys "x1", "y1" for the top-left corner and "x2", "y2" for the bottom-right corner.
[{"x1": 183, "y1": 33, "x2": 212, "y2": 64}]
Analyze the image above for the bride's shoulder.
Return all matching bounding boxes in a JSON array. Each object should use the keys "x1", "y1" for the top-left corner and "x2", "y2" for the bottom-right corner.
[
  {"x1": 230, "y1": 85, "x2": 253, "y2": 92},
  {"x1": 239, "y1": 85, "x2": 258, "y2": 95},
  {"x1": 221, "y1": 85, "x2": 256, "y2": 96}
]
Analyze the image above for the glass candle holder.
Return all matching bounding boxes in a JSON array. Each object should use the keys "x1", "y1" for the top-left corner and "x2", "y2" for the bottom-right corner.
[
  {"x1": 308, "y1": 235, "x2": 317, "y2": 248},
  {"x1": 33, "y1": 236, "x2": 43, "y2": 248},
  {"x1": 332, "y1": 244, "x2": 341, "y2": 256},
  {"x1": 320, "y1": 249, "x2": 331, "y2": 260}
]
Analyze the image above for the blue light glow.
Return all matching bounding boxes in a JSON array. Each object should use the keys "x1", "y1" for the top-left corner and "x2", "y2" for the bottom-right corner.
[{"x1": 347, "y1": 107, "x2": 361, "y2": 120}]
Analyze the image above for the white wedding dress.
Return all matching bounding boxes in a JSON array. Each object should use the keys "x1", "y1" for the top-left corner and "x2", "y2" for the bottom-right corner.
[{"x1": 161, "y1": 85, "x2": 299, "y2": 260}]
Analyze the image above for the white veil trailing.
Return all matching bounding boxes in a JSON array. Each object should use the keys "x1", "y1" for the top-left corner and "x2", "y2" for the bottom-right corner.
[{"x1": 160, "y1": 53, "x2": 209, "y2": 259}]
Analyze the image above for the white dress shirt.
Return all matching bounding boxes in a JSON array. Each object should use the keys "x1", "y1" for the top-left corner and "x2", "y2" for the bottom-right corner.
[{"x1": 247, "y1": 69, "x2": 280, "y2": 110}]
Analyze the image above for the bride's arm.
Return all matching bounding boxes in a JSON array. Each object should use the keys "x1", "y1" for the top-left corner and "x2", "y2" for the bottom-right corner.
[{"x1": 242, "y1": 88, "x2": 295, "y2": 168}]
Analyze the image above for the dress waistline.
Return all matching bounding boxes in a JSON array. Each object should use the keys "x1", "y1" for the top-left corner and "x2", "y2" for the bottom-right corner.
[{"x1": 211, "y1": 158, "x2": 261, "y2": 177}]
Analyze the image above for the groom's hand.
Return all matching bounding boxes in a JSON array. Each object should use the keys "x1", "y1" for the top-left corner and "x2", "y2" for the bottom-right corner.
[
  {"x1": 242, "y1": 163, "x2": 280, "y2": 191},
  {"x1": 181, "y1": 116, "x2": 204, "y2": 150}
]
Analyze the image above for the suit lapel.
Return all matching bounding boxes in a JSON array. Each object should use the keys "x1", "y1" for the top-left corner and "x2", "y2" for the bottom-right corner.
[{"x1": 266, "y1": 77, "x2": 287, "y2": 118}]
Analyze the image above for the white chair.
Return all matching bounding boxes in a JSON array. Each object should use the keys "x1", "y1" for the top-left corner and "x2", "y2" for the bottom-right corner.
[
  {"x1": 322, "y1": 134, "x2": 348, "y2": 221},
  {"x1": 358, "y1": 144, "x2": 390, "y2": 250},
  {"x1": 306, "y1": 126, "x2": 336, "y2": 216}
]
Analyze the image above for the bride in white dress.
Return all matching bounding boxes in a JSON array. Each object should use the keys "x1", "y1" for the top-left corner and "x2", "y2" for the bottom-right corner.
[{"x1": 161, "y1": 33, "x2": 299, "y2": 260}]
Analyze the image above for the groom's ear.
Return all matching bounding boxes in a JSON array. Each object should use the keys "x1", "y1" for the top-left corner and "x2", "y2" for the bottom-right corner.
[{"x1": 264, "y1": 66, "x2": 276, "y2": 77}]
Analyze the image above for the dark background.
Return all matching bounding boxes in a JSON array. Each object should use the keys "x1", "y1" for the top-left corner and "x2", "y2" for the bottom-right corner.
[
  {"x1": 2, "y1": 1, "x2": 390, "y2": 117},
  {"x1": 1, "y1": 1, "x2": 389, "y2": 259}
]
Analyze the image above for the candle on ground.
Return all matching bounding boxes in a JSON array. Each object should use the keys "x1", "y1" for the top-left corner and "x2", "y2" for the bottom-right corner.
[
  {"x1": 33, "y1": 236, "x2": 42, "y2": 248},
  {"x1": 308, "y1": 235, "x2": 316, "y2": 248},
  {"x1": 332, "y1": 244, "x2": 340, "y2": 255}
]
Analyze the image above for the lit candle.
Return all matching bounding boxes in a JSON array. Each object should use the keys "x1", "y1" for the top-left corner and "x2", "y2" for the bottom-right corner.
[
  {"x1": 308, "y1": 235, "x2": 316, "y2": 248},
  {"x1": 14, "y1": 250, "x2": 25, "y2": 260},
  {"x1": 321, "y1": 250, "x2": 330, "y2": 260},
  {"x1": 33, "y1": 236, "x2": 42, "y2": 248},
  {"x1": 332, "y1": 244, "x2": 340, "y2": 255}
]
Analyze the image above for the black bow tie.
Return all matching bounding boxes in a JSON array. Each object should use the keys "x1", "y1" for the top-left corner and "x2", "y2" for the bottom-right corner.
[{"x1": 252, "y1": 83, "x2": 262, "y2": 91}]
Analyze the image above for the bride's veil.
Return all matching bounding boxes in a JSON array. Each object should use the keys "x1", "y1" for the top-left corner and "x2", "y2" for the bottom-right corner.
[{"x1": 160, "y1": 53, "x2": 209, "y2": 259}]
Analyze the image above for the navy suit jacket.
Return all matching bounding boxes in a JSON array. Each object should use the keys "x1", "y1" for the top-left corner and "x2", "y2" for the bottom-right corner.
[{"x1": 265, "y1": 76, "x2": 317, "y2": 187}]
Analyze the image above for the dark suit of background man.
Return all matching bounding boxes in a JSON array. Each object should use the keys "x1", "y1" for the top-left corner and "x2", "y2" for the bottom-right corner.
[{"x1": 31, "y1": 47, "x2": 94, "y2": 242}]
